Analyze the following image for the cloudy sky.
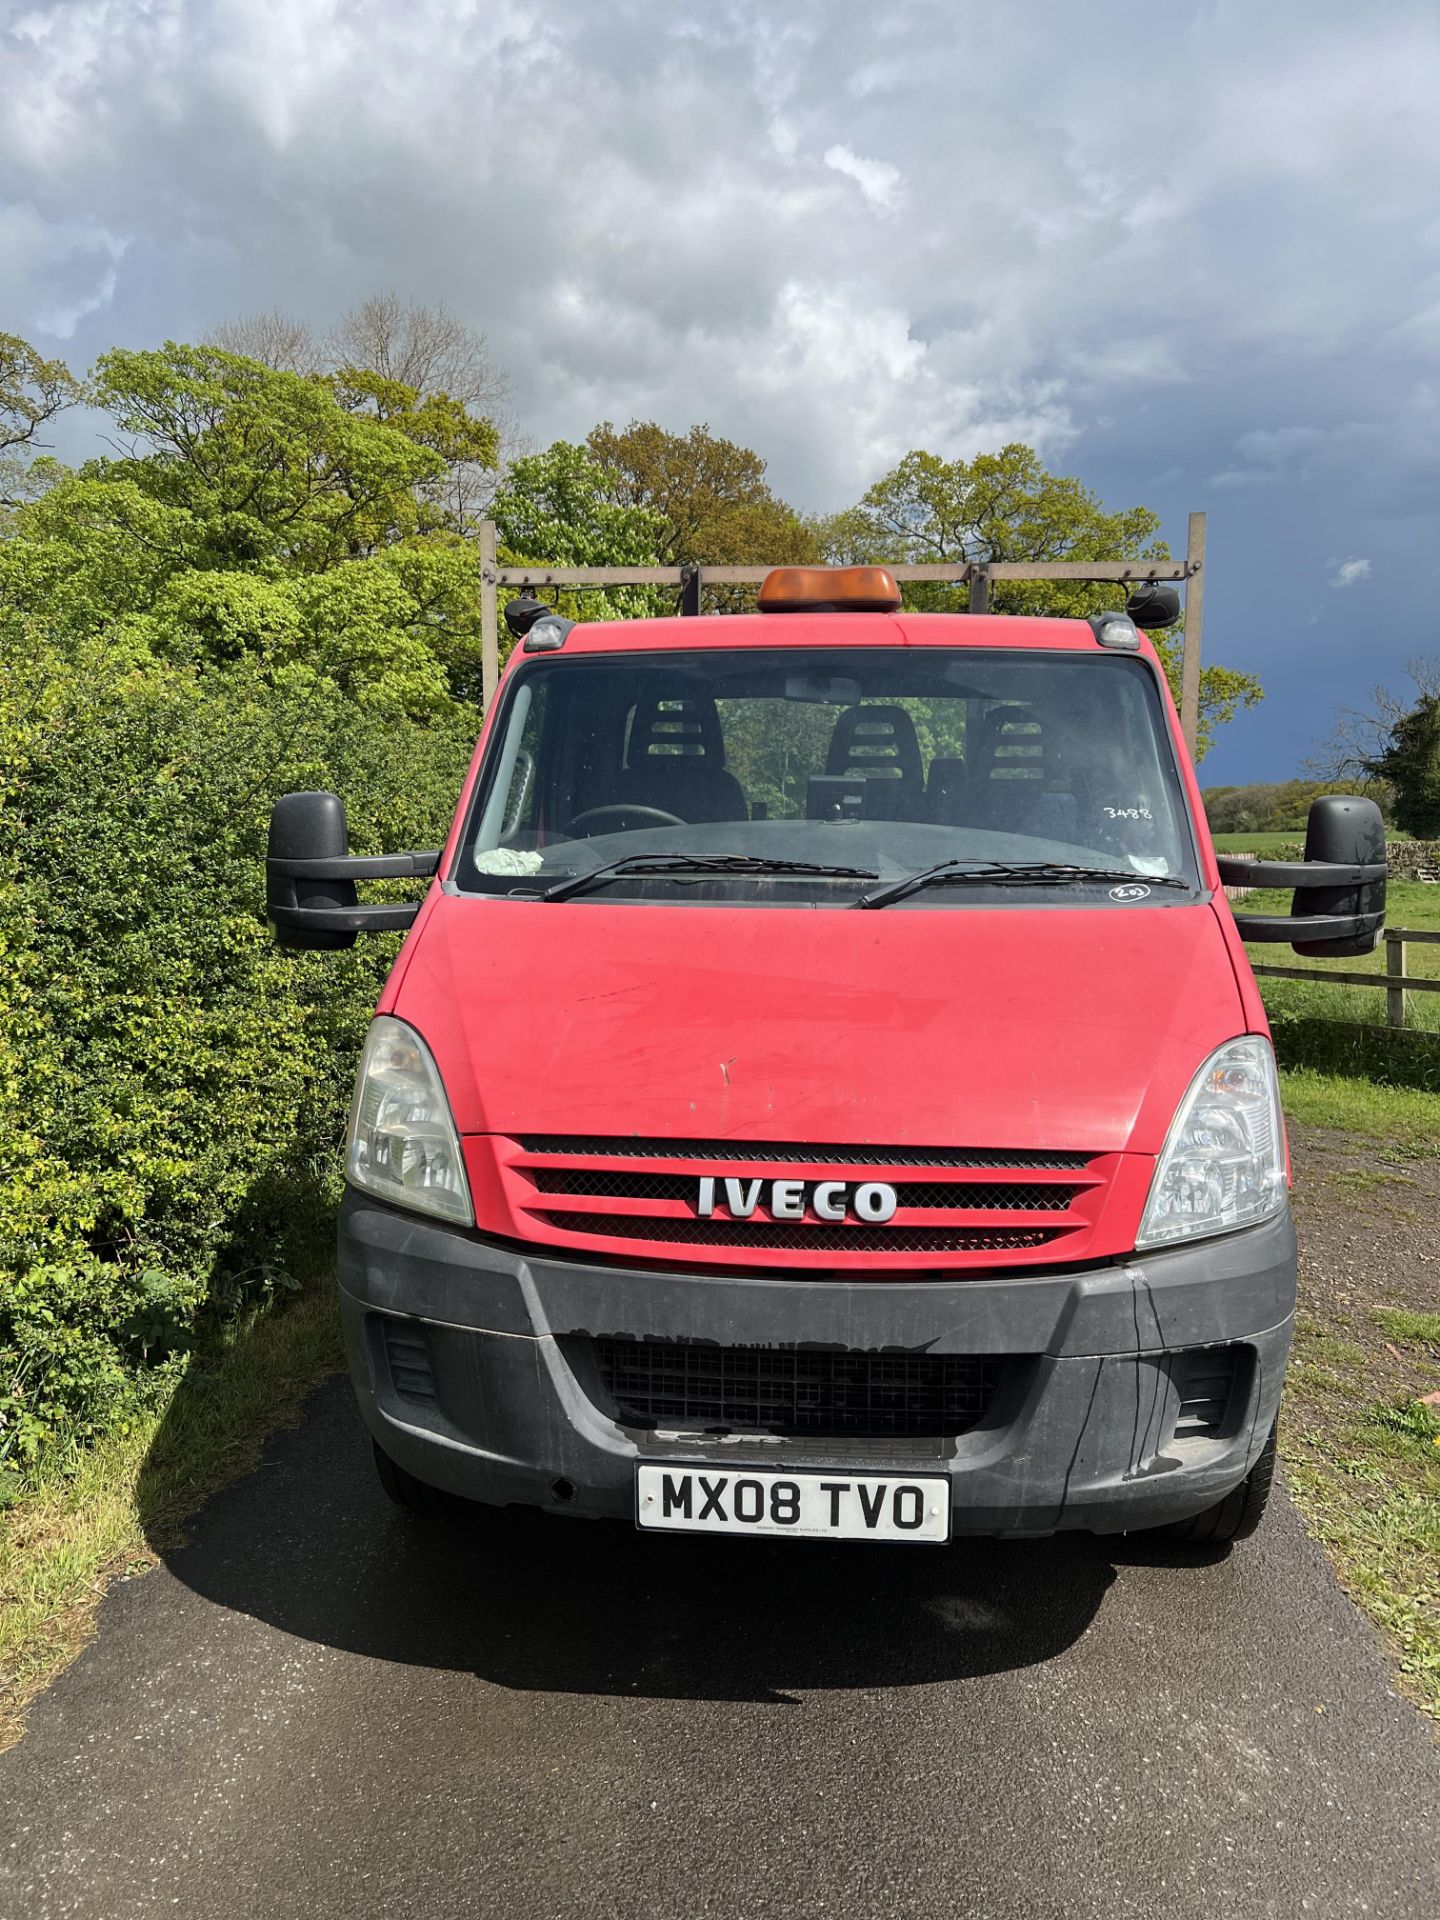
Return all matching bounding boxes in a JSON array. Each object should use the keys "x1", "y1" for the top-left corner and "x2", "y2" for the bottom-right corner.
[{"x1": 3, "y1": 0, "x2": 1438, "y2": 780}]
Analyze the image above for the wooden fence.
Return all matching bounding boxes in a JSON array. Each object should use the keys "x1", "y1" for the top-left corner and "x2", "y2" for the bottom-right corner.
[{"x1": 1252, "y1": 929, "x2": 1440, "y2": 1030}]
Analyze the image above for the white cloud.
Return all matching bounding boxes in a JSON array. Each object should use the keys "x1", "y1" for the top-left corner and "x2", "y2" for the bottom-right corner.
[
  {"x1": 1330, "y1": 557, "x2": 1371, "y2": 589},
  {"x1": 822, "y1": 143, "x2": 905, "y2": 214},
  {"x1": 0, "y1": 203, "x2": 127, "y2": 339},
  {"x1": 0, "y1": 0, "x2": 1437, "y2": 517}
]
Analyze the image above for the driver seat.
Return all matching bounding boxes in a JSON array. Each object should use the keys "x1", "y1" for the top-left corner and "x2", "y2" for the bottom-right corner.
[{"x1": 617, "y1": 688, "x2": 748, "y2": 823}]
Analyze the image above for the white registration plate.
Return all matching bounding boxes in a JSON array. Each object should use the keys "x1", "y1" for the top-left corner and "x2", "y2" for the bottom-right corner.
[{"x1": 635, "y1": 1463, "x2": 951, "y2": 1544}]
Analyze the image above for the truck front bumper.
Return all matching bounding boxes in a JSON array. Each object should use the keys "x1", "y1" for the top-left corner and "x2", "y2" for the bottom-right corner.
[{"x1": 337, "y1": 1193, "x2": 1295, "y2": 1537}]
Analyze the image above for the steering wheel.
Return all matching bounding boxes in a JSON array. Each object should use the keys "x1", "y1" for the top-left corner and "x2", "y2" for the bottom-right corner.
[{"x1": 563, "y1": 804, "x2": 686, "y2": 837}]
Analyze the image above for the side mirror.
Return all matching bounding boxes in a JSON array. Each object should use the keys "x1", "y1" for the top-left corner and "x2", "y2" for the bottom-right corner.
[
  {"x1": 1217, "y1": 795, "x2": 1386, "y2": 956},
  {"x1": 1125, "y1": 584, "x2": 1181, "y2": 629},
  {"x1": 265, "y1": 791, "x2": 440, "y2": 950},
  {"x1": 1292, "y1": 795, "x2": 1386, "y2": 958}
]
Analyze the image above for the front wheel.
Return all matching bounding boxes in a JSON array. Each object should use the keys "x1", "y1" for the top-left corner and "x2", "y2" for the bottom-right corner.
[
  {"x1": 372, "y1": 1438, "x2": 456, "y2": 1515},
  {"x1": 1141, "y1": 1420, "x2": 1278, "y2": 1547}
]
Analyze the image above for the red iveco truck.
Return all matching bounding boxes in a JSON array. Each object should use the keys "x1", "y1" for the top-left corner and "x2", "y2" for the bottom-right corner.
[{"x1": 267, "y1": 565, "x2": 1386, "y2": 1549}]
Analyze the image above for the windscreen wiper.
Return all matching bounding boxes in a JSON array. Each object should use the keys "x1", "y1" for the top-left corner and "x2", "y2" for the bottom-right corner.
[
  {"x1": 856, "y1": 859, "x2": 1192, "y2": 910},
  {"x1": 542, "y1": 852, "x2": 880, "y2": 903}
]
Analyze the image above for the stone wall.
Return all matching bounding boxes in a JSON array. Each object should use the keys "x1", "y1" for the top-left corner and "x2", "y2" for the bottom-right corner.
[{"x1": 1388, "y1": 840, "x2": 1440, "y2": 882}]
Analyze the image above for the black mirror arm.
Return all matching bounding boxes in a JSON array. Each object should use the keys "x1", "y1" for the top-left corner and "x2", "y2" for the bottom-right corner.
[
  {"x1": 268, "y1": 900, "x2": 421, "y2": 935},
  {"x1": 1215, "y1": 856, "x2": 1386, "y2": 888},
  {"x1": 266, "y1": 848, "x2": 440, "y2": 883},
  {"x1": 1221, "y1": 855, "x2": 1387, "y2": 945},
  {"x1": 265, "y1": 847, "x2": 440, "y2": 940},
  {"x1": 1231, "y1": 910, "x2": 1385, "y2": 944}
]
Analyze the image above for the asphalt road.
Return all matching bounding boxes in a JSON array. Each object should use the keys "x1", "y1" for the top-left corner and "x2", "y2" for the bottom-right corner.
[{"x1": 2, "y1": 1378, "x2": 1436, "y2": 1920}]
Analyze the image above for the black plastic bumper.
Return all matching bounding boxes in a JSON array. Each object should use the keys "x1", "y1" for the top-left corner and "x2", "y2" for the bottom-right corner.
[{"x1": 337, "y1": 1192, "x2": 1296, "y2": 1536}]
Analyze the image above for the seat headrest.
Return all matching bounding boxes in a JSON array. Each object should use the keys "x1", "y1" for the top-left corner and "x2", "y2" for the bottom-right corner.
[
  {"x1": 825, "y1": 705, "x2": 923, "y2": 786},
  {"x1": 974, "y1": 704, "x2": 1047, "y2": 782},
  {"x1": 627, "y1": 686, "x2": 727, "y2": 766}
]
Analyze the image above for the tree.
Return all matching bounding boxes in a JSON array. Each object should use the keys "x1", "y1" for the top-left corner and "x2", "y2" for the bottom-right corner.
[
  {"x1": 819, "y1": 444, "x2": 1263, "y2": 757},
  {"x1": 88, "y1": 344, "x2": 453, "y2": 569},
  {"x1": 207, "y1": 309, "x2": 323, "y2": 376},
  {"x1": 820, "y1": 444, "x2": 1166, "y2": 612},
  {"x1": 586, "y1": 420, "x2": 817, "y2": 570},
  {"x1": 329, "y1": 294, "x2": 513, "y2": 526},
  {"x1": 1203, "y1": 778, "x2": 1390, "y2": 836},
  {"x1": 1, "y1": 334, "x2": 79, "y2": 508},
  {"x1": 1315, "y1": 657, "x2": 1440, "y2": 837},
  {"x1": 212, "y1": 294, "x2": 509, "y2": 417},
  {"x1": 0, "y1": 340, "x2": 488, "y2": 715},
  {"x1": 327, "y1": 367, "x2": 499, "y2": 535},
  {"x1": 329, "y1": 293, "x2": 509, "y2": 422},
  {"x1": 0, "y1": 334, "x2": 79, "y2": 460},
  {"x1": 210, "y1": 294, "x2": 511, "y2": 525},
  {"x1": 1362, "y1": 687, "x2": 1440, "y2": 837},
  {"x1": 489, "y1": 441, "x2": 669, "y2": 626}
]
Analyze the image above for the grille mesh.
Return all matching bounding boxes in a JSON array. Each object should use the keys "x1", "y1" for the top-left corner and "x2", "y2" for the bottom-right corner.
[
  {"x1": 539, "y1": 1212, "x2": 1062, "y2": 1253},
  {"x1": 530, "y1": 1168, "x2": 1078, "y2": 1211},
  {"x1": 594, "y1": 1337, "x2": 1004, "y2": 1438},
  {"x1": 518, "y1": 1135, "x2": 1091, "y2": 1171}
]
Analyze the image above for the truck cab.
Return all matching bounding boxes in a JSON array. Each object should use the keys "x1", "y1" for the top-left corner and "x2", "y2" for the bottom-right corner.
[{"x1": 267, "y1": 566, "x2": 1386, "y2": 1547}]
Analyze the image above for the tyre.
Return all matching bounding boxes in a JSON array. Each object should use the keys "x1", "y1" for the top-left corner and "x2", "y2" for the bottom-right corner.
[
  {"x1": 372, "y1": 1438, "x2": 456, "y2": 1515},
  {"x1": 1144, "y1": 1420, "x2": 1278, "y2": 1547}
]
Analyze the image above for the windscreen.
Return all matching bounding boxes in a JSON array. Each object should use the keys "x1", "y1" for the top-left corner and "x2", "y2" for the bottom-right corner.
[{"x1": 455, "y1": 647, "x2": 1198, "y2": 906}]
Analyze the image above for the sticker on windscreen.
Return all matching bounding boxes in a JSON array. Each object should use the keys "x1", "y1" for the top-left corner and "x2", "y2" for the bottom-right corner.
[{"x1": 1109, "y1": 883, "x2": 1152, "y2": 903}]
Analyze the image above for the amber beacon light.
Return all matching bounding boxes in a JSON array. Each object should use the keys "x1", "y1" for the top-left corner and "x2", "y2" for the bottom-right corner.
[{"x1": 756, "y1": 566, "x2": 903, "y2": 614}]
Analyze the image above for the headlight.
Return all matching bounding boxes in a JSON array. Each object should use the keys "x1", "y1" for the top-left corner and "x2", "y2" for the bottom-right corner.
[
  {"x1": 1136, "y1": 1036, "x2": 1286, "y2": 1248},
  {"x1": 345, "y1": 1016, "x2": 473, "y2": 1225}
]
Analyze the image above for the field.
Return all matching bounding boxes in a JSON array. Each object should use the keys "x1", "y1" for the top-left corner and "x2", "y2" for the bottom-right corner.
[
  {"x1": 1212, "y1": 830, "x2": 1412, "y2": 854},
  {"x1": 1240, "y1": 879, "x2": 1440, "y2": 1035},
  {"x1": 1212, "y1": 831, "x2": 1307, "y2": 853}
]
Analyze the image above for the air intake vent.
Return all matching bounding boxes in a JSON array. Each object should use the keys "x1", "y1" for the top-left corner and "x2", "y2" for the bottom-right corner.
[
  {"x1": 1174, "y1": 1348, "x2": 1240, "y2": 1439},
  {"x1": 593, "y1": 1338, "x2": 1005, "y2": 1439},
  {"x1": 379, "y1": 1318, "x2": 438, "y2": 1408}
]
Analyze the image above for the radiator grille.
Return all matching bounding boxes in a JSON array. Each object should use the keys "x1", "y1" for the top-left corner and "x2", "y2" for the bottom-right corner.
[
  {"x1": 518, "y1": 1135, "x2": 1091, "y2": 1171},
  {"x1": 547, "y1": 1214, "x2": 1062, "y2": 1253},
  {"x1": 594, "y1": 1338, "x2": 1004, "y2": 1438},
  {"x1": 530, "y1": 1168, "x2": 1079, "y2": 1211},
  {"x1": 502, "y1": 1135, "x2": 1108, "y2": 1269}
]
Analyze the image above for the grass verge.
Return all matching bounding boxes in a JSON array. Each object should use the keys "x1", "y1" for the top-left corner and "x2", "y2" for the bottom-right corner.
[
  {"x1": 0, "y1": 1282, "x2": 342, "y2": 1754},
  {"x1": 1278, "y1": 1065, "x2": 1440, "y2": 1149},
  {"x1": 1281, "y1": 1072, "x2": 1440, "y2": 1722},
  {"x1": 1283, "y1": 1328, "x2": 1440, "y2": 1720}
]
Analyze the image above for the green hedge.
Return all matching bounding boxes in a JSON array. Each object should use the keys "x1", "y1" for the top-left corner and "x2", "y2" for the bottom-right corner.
[
  {"x1": 0, "y1": 638, "x2": 474, "y2": 1492},
  {"x1": 1269, "y1": 1013, "x2": 1440, "y2": 1093}
]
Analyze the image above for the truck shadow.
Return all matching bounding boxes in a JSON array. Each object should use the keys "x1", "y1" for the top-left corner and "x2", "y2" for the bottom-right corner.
[{"x1": 139, "y1": 1375, "x2": 1194, "y2": 1707}]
